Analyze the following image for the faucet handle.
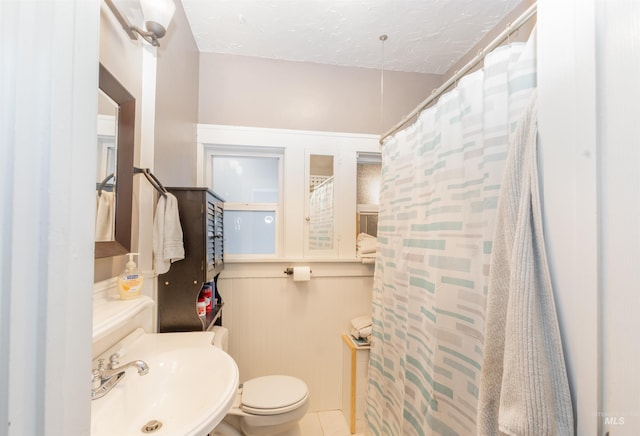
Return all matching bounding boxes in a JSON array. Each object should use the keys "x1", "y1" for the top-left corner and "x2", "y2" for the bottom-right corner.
[
  {"x1": 108, "y1": 352, "x2": 120, "y2": 369},
  {"x1": 97, "y1": 358, "x2": 106, "y2": 371},
  {"x1": 91, "y1": 369, "x2": 102, "y2": 389}
]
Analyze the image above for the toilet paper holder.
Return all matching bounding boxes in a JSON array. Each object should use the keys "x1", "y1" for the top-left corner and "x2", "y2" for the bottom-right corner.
[{"x1": 283, "y1": 267, "x2": 312, "y2": 276}]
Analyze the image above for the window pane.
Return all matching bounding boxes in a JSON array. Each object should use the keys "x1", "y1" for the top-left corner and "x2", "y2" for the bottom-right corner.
[
  {"x1": 309, "y1": 154, "x2": 334, "y2": 250},
  {"x1": 309, "y1": 178, "x2": 334, "y2": 250},
  {"x1": 224, "y1": 210, "x2": 276, "y2": 255},
  {"x1": 358, "y1": 212, "x2": 378, "y2": 237},
  {"x1": 357, "y1": 162, "x2": 381, "y2": 205},
  {"x1": 213, "y1": 157, "x2": 279, "y2": 203},
  {"x1": 357, "y1": 153, "x2": 381, "y2": 239}
]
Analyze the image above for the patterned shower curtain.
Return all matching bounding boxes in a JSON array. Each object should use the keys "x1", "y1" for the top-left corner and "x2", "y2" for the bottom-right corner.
[{"x1": 365, "y1": 37, "x2": 537, "y2": 436}]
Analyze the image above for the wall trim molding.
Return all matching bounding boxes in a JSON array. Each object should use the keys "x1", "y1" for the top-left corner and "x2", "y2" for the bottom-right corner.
[{"x1": 197, "y1": 123, "x2": 380, "y2": 146}]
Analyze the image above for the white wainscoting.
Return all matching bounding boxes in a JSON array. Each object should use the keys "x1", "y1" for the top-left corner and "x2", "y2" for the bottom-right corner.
[{"x1": 217, "y1": 272, "x2": 373, "y2": 412}]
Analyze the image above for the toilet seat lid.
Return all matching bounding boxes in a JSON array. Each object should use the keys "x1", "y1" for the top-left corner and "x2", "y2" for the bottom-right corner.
[{"x1": 241, "y1": 375, "x2": 308, "y2": 415}]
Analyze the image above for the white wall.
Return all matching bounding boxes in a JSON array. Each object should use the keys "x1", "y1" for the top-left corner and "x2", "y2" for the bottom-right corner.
[
  {"x1": 0, "y1": 1, "x2": 98, "y2": 434},
  {"x1": 596, "y1": 0, "x2": 640, "y2": 432},
  {"x1": 538, "y1": 1, "x2": 599, "y2": 434},
  {"x1": 218, "y1": 269, "x2": 373, "y2": 412},
  {"x1": 538, "y1": 0, "x2": 640, "y2": 434}
]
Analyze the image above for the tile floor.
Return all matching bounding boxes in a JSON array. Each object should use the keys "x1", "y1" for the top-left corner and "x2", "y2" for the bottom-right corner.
[
  {"x1": 210, "y1": 410, "x2": 364, "y2": 436},
  {"x1": 296, "y1": 410, "x2": 364, "y2": 436}
]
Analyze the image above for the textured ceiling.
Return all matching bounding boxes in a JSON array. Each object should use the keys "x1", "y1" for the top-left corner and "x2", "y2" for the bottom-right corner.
[{"x1": 181, "y1": 0, "x2": 523, "y2": 74}]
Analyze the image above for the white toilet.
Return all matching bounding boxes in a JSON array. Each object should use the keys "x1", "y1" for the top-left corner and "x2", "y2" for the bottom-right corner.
[{"x1": 210, "y1": 327, "x2": 310, "y2": 436}]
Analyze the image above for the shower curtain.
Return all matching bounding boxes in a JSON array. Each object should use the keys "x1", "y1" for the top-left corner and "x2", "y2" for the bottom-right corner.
[{"x1": 365, "y1": 37, "x2": 537, "y2": 436}]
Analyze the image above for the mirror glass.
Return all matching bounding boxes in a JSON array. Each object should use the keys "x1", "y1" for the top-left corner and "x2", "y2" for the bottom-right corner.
[
  {"x1": 95, "y1": 63, "x2": 135, "y2": 258},
  {"x1": 356, "y1": 152, "x2": 381, "y2": 237},
  {"x1": 308, "y1": 154, "x2": 334, "y2": 250},
  {"x1": 95, "y1": 90, "x2": 118, "y2": 242}
]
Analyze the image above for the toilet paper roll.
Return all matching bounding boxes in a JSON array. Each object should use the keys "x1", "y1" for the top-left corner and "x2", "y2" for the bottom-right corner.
[{"x1": 293, "y1": 266, "x2": 311, "y2": 282}]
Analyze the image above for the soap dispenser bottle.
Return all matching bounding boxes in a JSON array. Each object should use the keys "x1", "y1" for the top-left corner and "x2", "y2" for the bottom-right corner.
[{"x1": 117, "y1": 253, "x2": 143, "y2": 300}]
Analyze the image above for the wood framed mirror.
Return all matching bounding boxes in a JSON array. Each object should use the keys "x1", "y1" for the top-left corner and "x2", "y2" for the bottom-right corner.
[{"x1": 95, "y1": 63, "x2": 135, "y2": 258}]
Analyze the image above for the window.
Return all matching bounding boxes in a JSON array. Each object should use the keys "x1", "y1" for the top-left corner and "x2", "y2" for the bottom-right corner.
[
  {"x1": 356, "y1": 152, "x2": 381, "y2": 237},
  {"x1": 96, "y1": 113, "x2": 117, "y2": 183},
  {"x1": 198, "y1": 124, "x2": 380, "y2": 260},
  {"x1": 205, "y1": 149, "x2": 283, "y2": 257},
  {"x1": 307, "y1": 154, "x2": 335, "y2": 252}
]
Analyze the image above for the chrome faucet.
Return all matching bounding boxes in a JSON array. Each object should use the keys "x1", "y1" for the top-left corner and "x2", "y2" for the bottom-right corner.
[{"x1": 91, "y1": 352, "x2": 149, "y2": 400}]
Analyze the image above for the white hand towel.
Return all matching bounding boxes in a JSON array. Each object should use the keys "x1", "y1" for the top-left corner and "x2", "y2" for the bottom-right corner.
[
  {"x1": 357, "y1": 232, "x2": 377, "y2": 255},
  {"x1": 351, "y1": 324, "x2": 372, "y2": 339},
  {"x1": 359, "y1": 252, "x2": 376, "y2": 264},
  {"x1": 153, "y1": 193, "x2": 185, "y2": 274},
  {"x1": 477, "y1": 92, "x2": 574, "y2": 435},
  {"x1": 95, "y1": 191, "x2": 115, "y2": 242}
]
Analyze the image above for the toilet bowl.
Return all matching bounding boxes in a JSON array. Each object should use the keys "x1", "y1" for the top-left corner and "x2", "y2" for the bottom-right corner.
[{"x1": 210, "y1": 327, "x2": 309, "y2": 436}]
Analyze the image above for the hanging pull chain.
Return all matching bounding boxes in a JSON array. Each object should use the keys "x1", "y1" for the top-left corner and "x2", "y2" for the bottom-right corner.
[{"x1": 379, "y1": 34, "x2": 388, "y2": 135}]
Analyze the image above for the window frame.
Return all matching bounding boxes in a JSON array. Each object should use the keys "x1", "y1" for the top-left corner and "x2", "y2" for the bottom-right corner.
[
  {"x1": 197, "y1": 124, "x2": 380, "y2": 262},
  {"x1": 203, "y1": 146, "x2": 284, "y2": 260}
]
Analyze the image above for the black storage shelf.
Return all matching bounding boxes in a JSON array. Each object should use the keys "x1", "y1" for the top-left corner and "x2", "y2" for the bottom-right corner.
[{"x1": 157, "y1": 187, "x2": 224, "y2": 332}]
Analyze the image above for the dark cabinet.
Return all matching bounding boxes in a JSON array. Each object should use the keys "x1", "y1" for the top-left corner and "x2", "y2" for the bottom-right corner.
[{"x1": 158, "y1": 188, "x2": 224, "y2": 332}]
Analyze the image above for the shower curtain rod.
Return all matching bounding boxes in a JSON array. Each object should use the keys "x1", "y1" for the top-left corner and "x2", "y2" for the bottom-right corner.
[{"x1": 380, "y1": 2, "x2": 537, "y2": 144}]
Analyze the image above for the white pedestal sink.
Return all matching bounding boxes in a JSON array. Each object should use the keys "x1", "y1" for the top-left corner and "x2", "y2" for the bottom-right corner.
[{"x1": 91, "y1": 328, "x2": 239, "y2": 436}]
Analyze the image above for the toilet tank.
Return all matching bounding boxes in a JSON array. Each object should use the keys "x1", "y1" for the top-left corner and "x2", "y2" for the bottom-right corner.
[{"x1": 212, "y1": 326, "x2": 229, "y2": 352}]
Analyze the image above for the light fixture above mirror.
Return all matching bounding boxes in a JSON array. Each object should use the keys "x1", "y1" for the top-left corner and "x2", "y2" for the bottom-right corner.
[{"x1": 104, "y1": 0, "x2": 176, "y2": 47}]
